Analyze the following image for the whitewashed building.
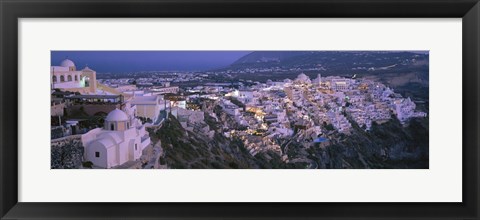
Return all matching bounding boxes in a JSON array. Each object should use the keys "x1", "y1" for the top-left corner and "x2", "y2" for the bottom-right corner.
[
  {"x1": 81, "y1": 108, "x2": 151, "y2": 168},
  {"x1": 50, "y1": 59, "x2": 97, "y2": 94},
  {"x1": 131, "y1": 95, "x2": 163, "y2": 122}
]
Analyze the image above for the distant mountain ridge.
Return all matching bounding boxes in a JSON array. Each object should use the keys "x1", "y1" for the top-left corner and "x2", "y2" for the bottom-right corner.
[
  {"x1": 232, "y1": 51, "x2": 312, "y2": 65},
  {"x1": 230, "y1": 51, "x2": 428, "y2": 69},
  {"x1": 221, "y1": 51, "x2": 429, "y2": 78}
]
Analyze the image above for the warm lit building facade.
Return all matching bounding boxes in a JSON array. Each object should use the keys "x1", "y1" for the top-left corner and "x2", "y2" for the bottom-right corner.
[
  {"x1": 51, "y1": 59, "x2": 97, "y2": 94},
  {"x1": 131, "y1": 95, "x2": 163, "y2": 122}
]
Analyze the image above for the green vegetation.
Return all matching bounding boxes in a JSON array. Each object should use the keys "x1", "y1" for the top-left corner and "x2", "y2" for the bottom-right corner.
[
  {"x1": 152, "y1": 113, "x2": 294, "y2": 169},
  {"x1": 323, "y1": 122, "x2": 335, "y2": 131},
  {"x1": 82, "y1": 161, "x2": 93, "y2": 168},
  {"x1": 226, "y1": 96, "x2": 246, "y2": 109},
  {"x1": 153, "y1": 114, "x2": 248, "y2": 168}
]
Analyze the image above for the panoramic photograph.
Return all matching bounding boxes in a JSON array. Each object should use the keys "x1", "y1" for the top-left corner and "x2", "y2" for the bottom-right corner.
[{"x1": 50, "y1": 51, "x2": 429, "y2": 169}]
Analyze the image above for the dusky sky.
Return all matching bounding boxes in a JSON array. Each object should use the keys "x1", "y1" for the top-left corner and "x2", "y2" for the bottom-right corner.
[{"x1": 51, "y1": 51, "x2": 252, "y2": 73}]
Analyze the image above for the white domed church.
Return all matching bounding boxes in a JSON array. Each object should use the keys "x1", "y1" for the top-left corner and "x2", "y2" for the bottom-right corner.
[
  {"x1": 81, "y1": 108, "x2": 151, "y2": 168},
  {"x1": 294, "y1": 73, "x2": 311, "y2": 84},
  {"x1": 51, "y1": 58, "x2": 97, "y2": 94}
]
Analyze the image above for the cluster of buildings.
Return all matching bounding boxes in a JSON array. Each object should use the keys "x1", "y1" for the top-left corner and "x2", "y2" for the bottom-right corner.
[
  {"x1": 51, "y1": 59, "x2": 228, "y2": 168},
  {"x1": 98, "y1": 71, "x2": 211, "y2": 87},
  {"x1": 51, "y1": 59, "x2": 172, "y2": 168},
  {"x1": 214, "y1": 66, "x2": 326, "y2": 75},
  {"x1": 51, "y1": 58, "x2": 428, "y2": 167},
  {"x1": 209, "y1": 73, "x2": 427, "y2": 156}
]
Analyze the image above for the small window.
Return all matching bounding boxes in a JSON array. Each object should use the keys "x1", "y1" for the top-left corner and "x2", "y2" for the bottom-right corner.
[
  {"x1": 95, "y1": 152, "x2": 100, "y2": 157},
  {"x1": 135, "y1": 144, "x2": 137, "y2": 150},
  {"x1": 110, "y1": 124, "x2": 114, "y2": 131}
]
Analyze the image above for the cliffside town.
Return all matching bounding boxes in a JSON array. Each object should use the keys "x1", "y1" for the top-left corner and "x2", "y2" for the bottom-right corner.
[
  {"x1": 148, "y1": 73, "x2": 428, "y2": 169},
  {"x1": 51, "y1": 51, "x2": 429, "y2": 169}
]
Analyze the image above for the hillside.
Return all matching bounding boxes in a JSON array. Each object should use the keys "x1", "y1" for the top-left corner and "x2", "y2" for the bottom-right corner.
[
  {"x1": 232, "y1": 51, "x2": 311, "y2": 65},
  {"x1": 150, "y1": 111, "x2": 428, "y2": 169},
  {"x1": 150, "y1": 114, "x2": 302, "y2": 169},
  {"x1": 308, "y1": 117, "x2": 429, "y2": 169},
  {"x1": 229, "y1": 51, "x2": 428, "y2": 73}
]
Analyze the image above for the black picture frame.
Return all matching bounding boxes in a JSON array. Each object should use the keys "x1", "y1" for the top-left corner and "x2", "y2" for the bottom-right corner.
[{"x1": 1, "y1": 0, "x2": 479, "y2": 219}]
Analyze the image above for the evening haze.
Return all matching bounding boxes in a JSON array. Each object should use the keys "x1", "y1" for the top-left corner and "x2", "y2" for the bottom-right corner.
[{"x1": 51, "y1": 51, "x2": 252, "y2": 73}]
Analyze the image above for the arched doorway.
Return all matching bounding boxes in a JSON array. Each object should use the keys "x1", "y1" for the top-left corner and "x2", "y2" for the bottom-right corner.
[
  {"x1": 52, "y1": 75, "x2": 57, "y2": 83},
  {"x1": 67, "y1": 75, "x2": 72, "y2": 81},
  {"x1": 60, "y1": 75, "x2": 65, "y2": 82},
  {"x1": 85, "y1": 79, "x2": 90, "y2": 87}
]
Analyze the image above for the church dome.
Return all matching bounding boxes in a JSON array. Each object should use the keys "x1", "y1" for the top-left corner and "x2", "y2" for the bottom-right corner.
[
  {"x1": 60, "y1": 59, "x2": 76, "y2": 68},
  {"x1": 105, "y1": 109, "x2": 129, "y2": 122},
  {"x1": 295, "y1": 73, "x2": 311, "y2": 83}
]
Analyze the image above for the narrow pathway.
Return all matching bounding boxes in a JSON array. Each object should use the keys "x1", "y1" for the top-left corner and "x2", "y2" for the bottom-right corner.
[{"x1": 144, "y1": 140, "x2": 163, "y2": 169}]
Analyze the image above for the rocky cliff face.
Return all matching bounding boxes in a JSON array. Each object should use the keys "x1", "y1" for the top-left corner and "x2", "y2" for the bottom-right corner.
[
  {"x1": 152, "y1": 113, "x2": 294, "y2": 169},
  {"x1": 51, "y1": 136, "x2": 85, "y2": 169},
  {"x1": 307, "y1": 117, "x2": 429, "y2": 169}
]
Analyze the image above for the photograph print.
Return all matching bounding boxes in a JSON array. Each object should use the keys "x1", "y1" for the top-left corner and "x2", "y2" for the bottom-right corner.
[{"x1": 50, "y1": 51, "x2": 429, "y2": 169}]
